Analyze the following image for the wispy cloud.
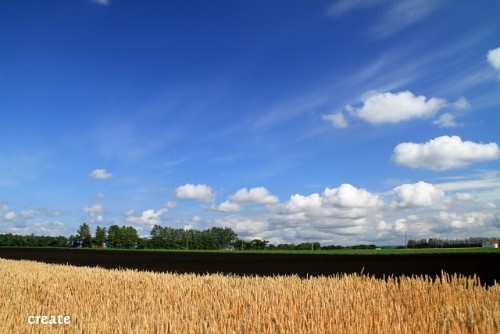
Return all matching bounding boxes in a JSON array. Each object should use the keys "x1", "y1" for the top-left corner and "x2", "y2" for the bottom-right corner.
[
  {"x1": 370, "y1": 0, "x2": 444, "y2": 39},
  {"x1": 328, "y1": 0, "x2": 444, "y2": 39},
  {"x1": 327, "y1": 0, "x2": 387, "y2": 17},
  {"x1": 322, "y1": 112, "x2": 348, "y2": 128},
  {"x1": 90, "y1": 0, "x2": 110, "y2": 6},
  {"x1": 432, "y1": 113, "x2": 459, "y2": 128}
]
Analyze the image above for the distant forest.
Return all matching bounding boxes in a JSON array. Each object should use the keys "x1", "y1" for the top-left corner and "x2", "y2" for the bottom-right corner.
[
  {"x1": 406, "y1": 237, "x2": 499, "y2": 248},
  {"x1": 0, "y1": 224, "x2": 498, "y2": 250}
]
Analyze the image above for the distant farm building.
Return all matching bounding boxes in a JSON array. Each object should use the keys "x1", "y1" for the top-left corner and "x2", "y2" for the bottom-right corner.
[{"x1": 482, "y1": 240, "x2": 499, "y2": 248}]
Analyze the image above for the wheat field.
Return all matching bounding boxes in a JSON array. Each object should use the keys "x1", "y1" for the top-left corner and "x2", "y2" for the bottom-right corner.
[{"x1": 0, "y1": 258, "x2": 499, "y2": 334}]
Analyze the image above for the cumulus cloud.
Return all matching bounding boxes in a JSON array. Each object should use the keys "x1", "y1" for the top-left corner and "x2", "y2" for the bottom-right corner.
[
  {"x1": 217, "y1": 201, "x2": 242, "y2": 212},
  {"x1": 4, "y1": 211, "x2": 16, "y2": 220},
  {"x1": 322, "y1": 112, "x2": 348, "y2": 128},
  {"x1": 174, "y1": 184, "x2": 214, "y2": 202},
  {"x1": 234, "y1": 219, "x2": 269, "y2": 235},
  {"x1": 125, "y1": 202, "x2": 176, "y2": 225},
  {"x1": 126, "y1": 209, "x2": 166, "y2": 226},
  {"x1": 278, "y1": 184, "x2": 382, "y2": 226},
  {"x1": 83, "y1": 204, "x2": 104, "y2": 214},
  {"x1": 349, "y1": 91, "x2": 446, "y2": 125},
  {"x1": 392, "y1": 181, "x2": 446, "y2": 208},
  {"x1": 393, "y1": 136, "x2": 500, "y2": 170},
  {"x1": 393, "y1": 218, "x2": 408, "y2": 233},
  {"x1": 0, "y1": 204, "x2": 66, "y2": 235},
  {"x1": 229, "y1": 187, "x2": 279, "y2": 205},
  {"x1": 436, "y1": 211, "x2": 494, "y2": 230},
  {"x1": 286, "y1": 193, "x2": 323, "y2": 213},
  {"x1": 32, "y1": 221, "x2": 65, "y2": 236},
  {"x1": 323, "y1": 184, "x2": 382, "y2": 208},
  {"x1": 487, "y1": 46, "x2": 500, "y2": 70},
  {"x1": 155, "y1": 175, "x2": 500, "y2": 245},
  {"x1": 89, "y1": 169, "x2": 113, "y2": 180}
]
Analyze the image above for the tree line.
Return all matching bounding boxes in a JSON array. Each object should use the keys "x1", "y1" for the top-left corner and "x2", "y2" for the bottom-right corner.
[
  {"x1": 407, "y1": 237, "x2": 499, "y2": 248},
  {"x1": 2, "y1": 224, "x2": 498, "y2": 250},
  {"x1": 0, "y1": 233, "x2": 68, "y2": 247}
]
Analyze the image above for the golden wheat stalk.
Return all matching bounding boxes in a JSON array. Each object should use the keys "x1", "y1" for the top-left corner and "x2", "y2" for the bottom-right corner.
[{"x1": 0, "y1": 258, "x2": 498, "y2": 334}]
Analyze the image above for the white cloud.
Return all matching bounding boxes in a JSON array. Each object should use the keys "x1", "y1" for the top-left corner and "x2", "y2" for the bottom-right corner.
[
  {"x1": 174, "y1": 184, "x2": 214, "y2": 202},
  {"x1": 163, "y1": 201, "x2": 177, "y2": 210},
  {"x1": 21, "y1": 209, "x2": 37, "y2": 218},
  {"x1": 125, "y1": 202, "x2": 176, "y2": 225},
  {"x1": 234, "y1": 219, "x2": 269, "y2": 235},
  {"x1": 452, "y1": 97, "x2": 471, "y2": 110},
  {"x1": 432, "y1": 113, "x2": 459, "y2": 128},
  {"x1": 274, "y1": 185, "x2": 383, "y2": 231},
  {"x1": 4, "y1": 211, "x2": 16, "y2": 220},
  {"x1": 436, "y1": 211, "x2": 494, "y2": 230},
  {"x1": 436, "y1": 171, "x2": 500, "y2": 192},
  {"x1": 394, "y1": 136, "x2": 500, "y2": 170},
  {"x1": 286, "y1": 193, "x2": 323, "y2": 213},
  {"x1": 217, "y1": 201, "x2": 242, "y2": 212},
  {"x1": 90, "y1": 0, "x2": 109, "y2": 5},
  {"x1": 394, "y1": 218, "x2": 408, "y2": 233},
  {"x1": 83, "y1": 204, "x2": 104, "y2": 214},
  {"x1": 370, "y1": 0, "x2": 444, "y2": 38},
  {"x1": 327, "y1": 0, "x2": 444, "y2": 38},
  {"x1": 0, "y1": 204, "x2": 67, "y2": 235},
  {"x1": 126, "y1": 209, "x2": 166, "y2": 226},
  {"x1": 485, "y1": 202, "x2": 497, "y2": 209},
  {"x1": 323, "y1": 184, "x2": 382, "y2": 208},
  {"x1": 158, "y1": 174, "x2": 500, "y2": 245},
  {"x1": 432, "y1": 98, "x2": 469, "y2": 128},
  {"x1": 453, "y1": 192, "x2": 475, "y2": 202},
  {"x1": 32, "y1": 221, "x2": 65, "y2": 236},
  {"x1": 392, "y1": 181, "x2": 446, "y2": 208},
  {"x1": 229, "y1": 187, "x2": 279, "y2": 205},
  {"x1": 327, "y1": 0, "x2": 387, "y2": 17},
  {"x1": 377, "y1": 220, "x2": 392, "y2": 232},
  {"x1": 350, "y1": 91, "x2": 446, "y2": 125},
  {"x1": 322, "y1": 112, "x2": 348, "y2": 128},
  {"x1": 487, "y1": 46, "x2": 500, "y2": 70},
  {"x1": 89, "y1": 169, "x2": 113, "y2": 180},
  {"x1": 94, "y1": 192, "x2": 105, "y2": 200}
]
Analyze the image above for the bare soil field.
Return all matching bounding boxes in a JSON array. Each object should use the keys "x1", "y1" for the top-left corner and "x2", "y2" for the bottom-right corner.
[{"x1": 0, "y1": 247, "x2": 499, "y2": 285}]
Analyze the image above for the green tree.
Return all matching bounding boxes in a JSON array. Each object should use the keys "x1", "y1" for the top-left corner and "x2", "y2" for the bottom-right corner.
[
  {"x1": 76, "y1": 223, "x2": 92, "y2": 247},
  {"x1": 107, "y1": 225, "x2": 122, "y2": 248},
  {"x1": 149, "y1": 224, "x2": 164, "y2": 248},
  {"x1": 94, "y1": 226, "x2": 107, "y2": 247},
  {"x1": 121, "y1": 226, "x2": 139, "y2": 248}
]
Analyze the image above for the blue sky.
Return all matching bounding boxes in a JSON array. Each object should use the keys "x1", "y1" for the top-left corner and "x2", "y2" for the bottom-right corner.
[{"x1": 1, "y1": 0, "x2": 499, "y2": 245}]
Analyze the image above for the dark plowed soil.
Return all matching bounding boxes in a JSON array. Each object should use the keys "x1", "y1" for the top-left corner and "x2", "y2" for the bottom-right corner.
[{"x1": 1, "y1": 248, "x2": 499, "y2": 286}]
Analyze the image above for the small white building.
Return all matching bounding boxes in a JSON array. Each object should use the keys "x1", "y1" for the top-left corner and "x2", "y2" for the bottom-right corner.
[{"x1": 482, "y1": 240, "x2": 499, "y2": 248}]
